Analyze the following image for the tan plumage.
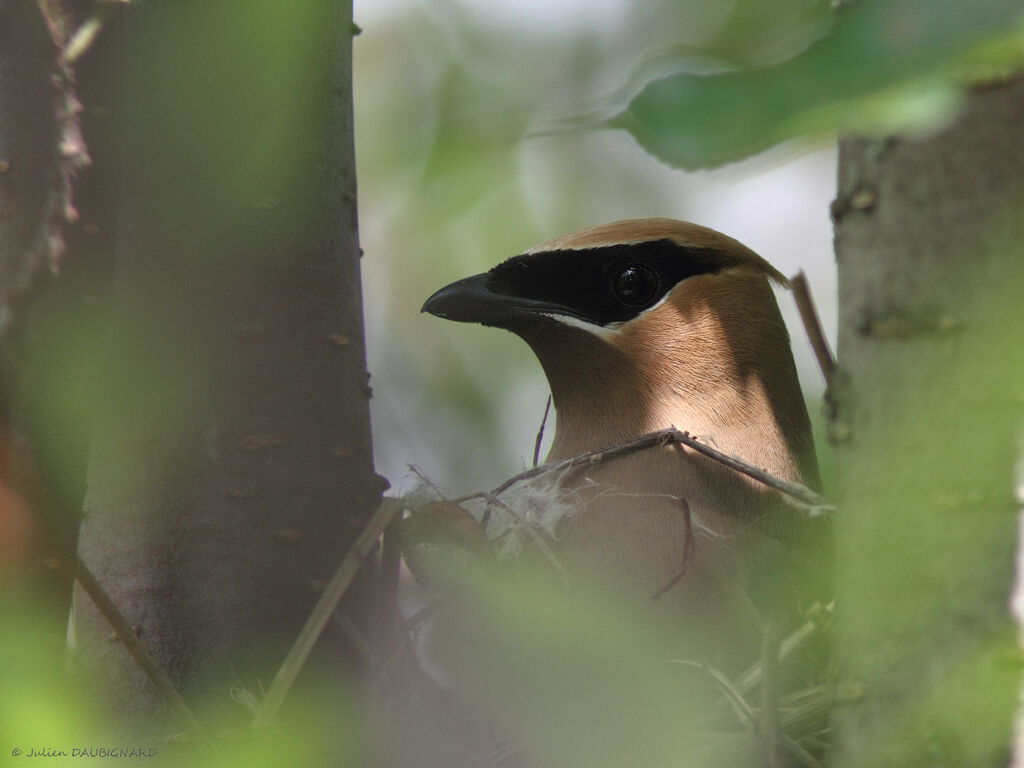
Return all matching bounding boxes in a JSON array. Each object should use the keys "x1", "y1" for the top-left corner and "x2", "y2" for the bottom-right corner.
[{"x1": 423, "y1": 218, "x2": 823, "y2": 669}]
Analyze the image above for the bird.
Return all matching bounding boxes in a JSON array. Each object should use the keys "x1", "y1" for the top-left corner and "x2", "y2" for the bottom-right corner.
[{"x1": 421, "y1": 217, "x2": 824, "y2": 670}]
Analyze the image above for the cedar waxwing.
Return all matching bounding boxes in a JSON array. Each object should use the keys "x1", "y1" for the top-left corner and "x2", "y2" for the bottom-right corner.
[{"x1": 422, "y1": 218, "x2": 824, "y2": 668}]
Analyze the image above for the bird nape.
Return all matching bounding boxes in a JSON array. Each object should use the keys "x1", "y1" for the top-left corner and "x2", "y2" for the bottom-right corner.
[{"x1": 422, "y1": 217, "x2": 829, "y2": 673}]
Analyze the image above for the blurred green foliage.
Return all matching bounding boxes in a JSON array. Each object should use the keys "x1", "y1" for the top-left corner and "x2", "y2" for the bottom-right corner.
[
  {"x1": 616, "y1": 0, "x2": 1024, "y2": 168},
  {"x1": 0, "y1": 600, "x2": 362, "y2": 766},
  {"x1": 6, "y1": 0, "x2": 1021, "y2": 764},
  {"x1": 421, "y1": 559, "x2": 829, "y2": 768},
  {"x1": 1, "y1": 602, "x2": 96, "y2": 752},
  {"x1": 357, "y1": 3, "x2": 1024, "y2": 766},
  {"x1": 5, "y1": 0, "x2": 364, "y2": 763},
  {"x1": 828, "y1": 197, "x2": 1024, "y2": 766}
]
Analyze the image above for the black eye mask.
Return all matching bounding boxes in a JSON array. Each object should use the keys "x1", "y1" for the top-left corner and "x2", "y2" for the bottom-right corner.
[{"x1": 484, "y1": 239, "x2": 724, "y2": 326}]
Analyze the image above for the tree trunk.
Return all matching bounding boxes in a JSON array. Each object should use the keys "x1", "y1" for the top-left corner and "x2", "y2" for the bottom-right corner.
[
  {"x1": 0, "y1": 0, "x2": 95, "y2": 642},
  {"x1": 73, "y1": 0, "x2": 385, "y2": 740},
  {"x1": 831, "y1": 76, "x2": 1024, "y2": 766}
]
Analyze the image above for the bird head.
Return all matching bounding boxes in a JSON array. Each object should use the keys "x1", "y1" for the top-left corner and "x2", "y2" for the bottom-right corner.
[{"x1": 423, "y1": 218, "x2": 816, "y2": 486}]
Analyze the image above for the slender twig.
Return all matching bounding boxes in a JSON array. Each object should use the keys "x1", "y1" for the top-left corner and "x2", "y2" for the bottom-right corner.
[
  {"x1": 652, "y1": 498, "x2": 695, "y2": 600},
  {"x1": 663, "y1": 659, "x2": 759, "y2": 732},
  {"x1": 781, "y1": 735, "x2": 826, "y2": 768},
  {"x1": 533, "y1": 395, "x2": 552, "y2": 468},
  {"x1": 482, "y1": 428, "x2": 830, "y2": 513},
  {"x1": 75, "y1": 557, "x2": 211, "y2": 743},
  {"x1": 377, "y1": 513, "x2": 403, "y2": 647},
  {"x1": 669, "y1": 430, "x2": 828, "y2": 509},
  {"x1": 251, "y1": 498, "x2": 402, "y2": 728},
  {"x1": 791, "y1": 271, "x2": 835, "y2": 388},
  {"x1": 736, "y1": 602, "x2": 834, "y2": 695},
  {"x1": 664, "y1": 644, "x2": 826, "y2": 768}
]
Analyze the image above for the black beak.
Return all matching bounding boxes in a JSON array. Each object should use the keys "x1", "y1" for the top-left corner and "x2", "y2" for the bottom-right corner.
[{"x1": 421, "y1": 272, "x2": 559, "y2": 326}]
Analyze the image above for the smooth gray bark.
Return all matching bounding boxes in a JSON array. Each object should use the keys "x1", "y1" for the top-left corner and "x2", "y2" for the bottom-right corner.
[
  {"x1": 73, "y1": 0, "x2": 385, "y2": 740},
  {"x1": 832, "y1": 76, "x2": 1024, "y2": 766}
]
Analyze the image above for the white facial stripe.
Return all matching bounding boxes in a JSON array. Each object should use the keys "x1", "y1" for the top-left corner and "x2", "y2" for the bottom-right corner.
[
  {"x1": 539, "y1": 289, "x2": 674, "y2": 342},
  {"x1": 637, "y1": 291, "x2": 672, "y2": 315},
  {"x1": 539, "y1": 313, "x2": 621, "y2": 342}
]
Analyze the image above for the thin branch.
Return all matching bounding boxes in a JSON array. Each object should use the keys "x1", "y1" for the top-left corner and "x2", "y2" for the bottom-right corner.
[
  {"x1": 533, "y1": 395, "x2": 552, "y2": 468},
  {"x1": 486, "y1": 428, "x2": 831, "y2": 513},
  {"x1": 781, "y1": 735, "x2": 826, "y2": 768},
  {"x1": 663, "y1": 659, "x2": 759, "y2": 732},
  {"x1": 377, "y1": 512, "x2": 403, "y2": 647},
  {"x1": 74, "y1": 557, "x2": 210, "y2": 743},
  {"x1": 652, "y1": 498, "x2": 695, "y2": 600},
  {"x1": 791, "y1": 271, "x2": 835, "y2": 388},
  {"x1": 251, "y1": 498, "x2": 402, "y2": 728},
  {"x1": 736, "y1": 602, "x2": 834, "y2": 695},
  {"x1": 663, "y1": 639, "x2": 826, "y2": 768}
]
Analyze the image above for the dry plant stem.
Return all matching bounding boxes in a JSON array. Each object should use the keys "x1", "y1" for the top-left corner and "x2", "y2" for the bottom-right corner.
[
  {"x1": 485, "y1": 428, "x2": 829, "y2": 512},
  {"x1": 782, "y1": 736, "x2": 826, "y2": 768},
  {"x1": 533, "y1": 395, "x2": 552, "y2": 468},
  {"x1": 378, "y1": 514, "x2": 403, "y2": 645},
  {"x1": 780, "y1": 689, "x2": 832, "y2": 759},
  {"x1": 667, "y1": 657, "x2": 826, "y2": 768},
  {"x1": 791, "y1": 271, "x2": 835, "y2": 388},
  {"x1": 74, "y1": 557, "x2": 211, "y2": 743},
  {"x1": 672, "y1": 660, "x2": 759, "y2": 732},
  {"x1": 665, "y1": 657, "x2": 826, "y2": 768},
  {"x1": 736, "y1": 601, "x2": 835, "y2": 695},
  {"x1": 251, "y1": 498, "x2": 402, "y2": 728},
  {"x1": 651, "y1": 498, "x2": 695, "y2": 600}
]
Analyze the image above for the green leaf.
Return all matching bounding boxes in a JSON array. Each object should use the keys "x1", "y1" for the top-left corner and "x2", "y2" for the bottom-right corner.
[{"x1": 613, "y1": 0, "x2": 1024, "y2": 169}]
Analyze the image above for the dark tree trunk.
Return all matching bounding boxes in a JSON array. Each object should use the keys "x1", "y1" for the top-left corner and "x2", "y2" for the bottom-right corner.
[
  {"x1": 0, "y1": 0, "x2": 95, "y2": 642},
  {"x1": 72, "y1": 0, "x2": 384, "y2": 739},
  {"x1": 831, "y1": 76, "x2": 1024, "y2": 766}
]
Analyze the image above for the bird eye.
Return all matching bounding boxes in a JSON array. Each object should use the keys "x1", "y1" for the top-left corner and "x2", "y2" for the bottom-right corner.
[{"x1": 612, "y1": 264, "x2": 660, "y2": 307}]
